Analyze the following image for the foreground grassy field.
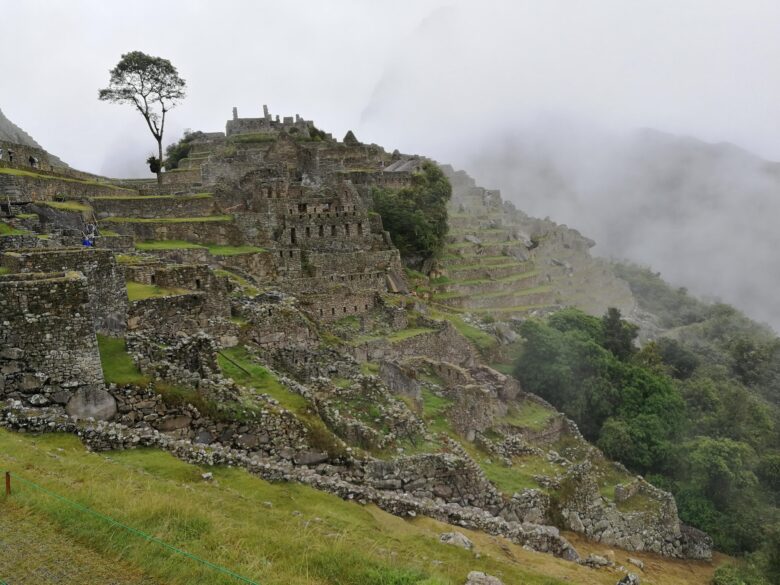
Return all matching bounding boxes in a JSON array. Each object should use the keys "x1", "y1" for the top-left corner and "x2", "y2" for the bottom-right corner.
[{"x1": 0, "y1": 430, "x2": 722, "y2": 585}]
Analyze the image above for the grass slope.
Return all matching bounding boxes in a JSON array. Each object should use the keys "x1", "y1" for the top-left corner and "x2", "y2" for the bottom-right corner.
[{"x1": 0, "y1": 430, "x2": 723, "y2": 585}]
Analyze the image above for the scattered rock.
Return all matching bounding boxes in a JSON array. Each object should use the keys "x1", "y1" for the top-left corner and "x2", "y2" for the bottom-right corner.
[
  {"x1": 465, "y1": 571, "x2": 504, "y2": 585},
  {"x1": 65, "y1": 387, "x2": 117, "y2": 420},
  {"x1": 440, "y1": 532, "x2": 474, "y2": 550},
  {"x1": 627, "y1": 557, "x2": 644, "y2": 570},
  {"x1": 617, "y1": 574, "x2": 641, "y2": 585},
  {"x1": 201, "y1": 472, "x2": 213, "y2": 481}
]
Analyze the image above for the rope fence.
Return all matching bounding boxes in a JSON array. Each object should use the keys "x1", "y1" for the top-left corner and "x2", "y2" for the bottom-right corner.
[{"x1": 1, "y1": 471, "x2": 260, "y2": 585}]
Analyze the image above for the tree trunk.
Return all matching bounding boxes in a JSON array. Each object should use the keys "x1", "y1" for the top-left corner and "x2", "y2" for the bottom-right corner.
[{"x1": 156, "y1": 138, "x2": 163, "y2": 185}]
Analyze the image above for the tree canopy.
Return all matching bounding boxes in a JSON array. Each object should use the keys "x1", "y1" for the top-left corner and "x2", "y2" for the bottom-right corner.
[
  {"x1": 372, "y1": 162, "x2": 451, "y2": 268},
  {"x1": 99, "y1": 51, "x2": 186, "y2": 183}
]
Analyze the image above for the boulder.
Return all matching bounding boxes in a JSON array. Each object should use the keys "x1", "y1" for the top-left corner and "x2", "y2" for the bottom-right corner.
[
  {"x1": 440, "y1": 532, "x2": 474, "y2": 550},
  {"x1": 65, "y1": 387, "x2": 117, "y2": 420},
  {"x1": 617, "y1": 575, "x2": 641, "y2": 585},
  {"x1": 465, "y1": 572, "x2": 503, "y2": 585}
]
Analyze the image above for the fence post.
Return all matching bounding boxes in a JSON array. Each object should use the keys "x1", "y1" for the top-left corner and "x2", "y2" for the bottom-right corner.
[{"x1": 5, "y1": 472, "x2": 10, "y2": 496}]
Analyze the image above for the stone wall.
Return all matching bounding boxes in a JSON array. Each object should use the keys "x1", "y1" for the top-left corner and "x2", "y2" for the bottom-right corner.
[
  {"x1": 0, "y1": 271, "x2": 112, "y2": 417},
  {"x1": 104, "y1": 218, "x2": 241, "y2": 246},
  {"x1": 0, "y1": 168, "x2": 135, "y2": 204},
  {"x1": 91, "y1": 195, "x2": 216, "y2": 219},
  {"x1": 127, "y1": 293, "x2": 230, "y2": 335},
  {"x1": 2, "y1": 248, "x2": 128, "y2": 333}
]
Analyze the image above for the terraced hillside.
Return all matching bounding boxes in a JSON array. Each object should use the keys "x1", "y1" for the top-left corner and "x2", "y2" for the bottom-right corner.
[{"x1": 435, "y1": 166, "x2": 636, "y2": 319}]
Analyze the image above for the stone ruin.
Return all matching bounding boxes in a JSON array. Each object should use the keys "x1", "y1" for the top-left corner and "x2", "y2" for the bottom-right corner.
[{"x1": 0, "y1": 103, "x2": 713, "y2": 566}]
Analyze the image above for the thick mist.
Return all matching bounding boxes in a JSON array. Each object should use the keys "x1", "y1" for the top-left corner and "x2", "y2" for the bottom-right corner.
[
  {"x1": 3, "y1": 1, "x2": 780, "y2": 327},
  {"x1": 356, "y1": 1, "x2": 780, "y2": 330}
]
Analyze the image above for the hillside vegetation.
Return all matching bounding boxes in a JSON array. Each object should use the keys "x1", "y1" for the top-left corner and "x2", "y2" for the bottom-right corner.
[
  {"x1": 513, "y1": 268, "x2": 780, "y2": 583},
  {"x1": 0, "y1": 429, "x2": 722, "y2": 585}
]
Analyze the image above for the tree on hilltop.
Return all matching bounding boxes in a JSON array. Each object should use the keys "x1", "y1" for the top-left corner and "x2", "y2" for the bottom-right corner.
[{"x1": 99, "y1": 51, "x2": 186, "y2": 184}]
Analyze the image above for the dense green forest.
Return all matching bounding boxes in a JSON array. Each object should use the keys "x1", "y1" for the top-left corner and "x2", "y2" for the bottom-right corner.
[{"x1": 514, "y1": 264, "x2": 780, "y2": 584}]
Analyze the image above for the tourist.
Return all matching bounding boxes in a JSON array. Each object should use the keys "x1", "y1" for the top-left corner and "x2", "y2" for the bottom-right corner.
[{"x1": 7, "y1": 150, "x2": 13, "y2": 163}]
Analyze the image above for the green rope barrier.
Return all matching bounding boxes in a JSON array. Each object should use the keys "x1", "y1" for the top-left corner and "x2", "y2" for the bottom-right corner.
[{"x1": 8, "y1": 472, "x2": 260, "y2": 585}]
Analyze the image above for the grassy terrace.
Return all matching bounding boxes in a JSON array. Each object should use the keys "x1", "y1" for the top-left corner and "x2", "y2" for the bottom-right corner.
[
  {"x1": 104, "y1": 215, "x2": 232, "y2": 224},
  {"x1": 434, "y1": 285, "x2": 552, "y2": 302},
  {"x1": 499, "y1": 400, "x2": 557, "y2": 431},
  {"x1": 96, "y1": 335, "x2": 149, "y2": 385},
  {"x1": 0, "y1": 166, "x2": 132, "y2": 190},
  {"x1": 135, "y1": 240, "x2": 265, "y2": 256},
  {"x1": 126, "y1": 281, "x2": 191, "y2": 301},
  {"x1": 89, "y1": 192, "x2": 213, "y2": 201},
  {"x1": 0, "y1": 221, "x2": 30, "y2": 236},
  {"x1": 0, "y1": 429, "x2": 648, "y2": 585},
  {"x1": 443, "y1": 270, "x2": 538, "y2": 287},
  {"x1": 214, "y1": 269, "x2": 260, "y2": 296},
  {"x1": 352, "y1": 327, "x2": 436, "y2": 346},
  {"x1": 39, "y1": 200, "x2": 93, "y2": 213},
  {"x1": 218, "y1": 346, "x2": 307, "y2": 413}
]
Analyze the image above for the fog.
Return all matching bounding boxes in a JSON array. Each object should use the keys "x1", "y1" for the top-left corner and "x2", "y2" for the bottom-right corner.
[{"x1": 3, "y1": 0, "x2": 780, "y2": 327}]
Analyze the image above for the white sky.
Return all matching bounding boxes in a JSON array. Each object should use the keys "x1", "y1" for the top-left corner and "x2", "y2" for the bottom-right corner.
[{"x1": 2, "y1": 0, "x2": 780, "y2": 176}]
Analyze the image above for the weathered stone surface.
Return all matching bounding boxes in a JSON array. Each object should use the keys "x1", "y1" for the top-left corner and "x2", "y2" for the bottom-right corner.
[
  {"x1": 440, "y1": 532, "x2": 474, "y2": 550},
  {"x1": 65, "y1": 387, "x2": 117, "y2": 420},
  {"x1": 464, "y1": 571, "x2": 504, "y2": 585}
]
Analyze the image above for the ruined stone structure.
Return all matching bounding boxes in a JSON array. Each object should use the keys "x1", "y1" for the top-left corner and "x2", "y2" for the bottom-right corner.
[
  {"x1": 0, "y1": 105, "x2": 712, "y2": 567},
  {"x1": 225, "y1": 105, "x2": 319, "y2": 139}
]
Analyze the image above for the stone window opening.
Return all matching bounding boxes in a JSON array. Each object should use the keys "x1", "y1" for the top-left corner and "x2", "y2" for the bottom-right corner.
[
  {"x1": 319, "y1": 308, "x2": 323, "y2": 316},
  {"x1": 298, "y1": 203, "x2": 307, "y2": 213},
  {"x1": 331, "y1": 308, "x2": 335, "y2": 315},
  {"x1": 195, "y1": 278, "x2": 202, "y2": 290},
  {"x1": 318, "y1": 225, "x2": 324, "y2": 237},
  {"x1": 343, "y1": 306, "x2": 347, "y2": 313},
  {"x1": 305, "y1": 227, "x2": 311, "y2": 238},
  {"x1": 357, "y1": 222, "x2": 363, "y2": 236},
  {"x1": 354, "y1": 305, "x2": 358, "y2": 312},
  {"x1": 331, "y1": 225, "x2": 336, "y2": 236},
  {"x1": 290, "y1": 227, "x2": 297, "y2": 244},
  {"x1": 345, "y1": 224, "x2": 351, "y2": 236},
  {"x1": 150, "y1": 274, "x2": 156, "y2": 285},
  {"x1": 364, "y1": 303, "x2": 369, "y2": 309},
  {"x1": 279, "y1": 250, "x2": 284, "y2": 258},
  {"x1": 289, "y1": 250, "x2": 294, "y2": 258}
]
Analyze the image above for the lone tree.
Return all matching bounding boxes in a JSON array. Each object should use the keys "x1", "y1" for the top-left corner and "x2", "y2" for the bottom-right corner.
[{"x1": 99, "y1": 51, "x2": 186, "y2": 184}]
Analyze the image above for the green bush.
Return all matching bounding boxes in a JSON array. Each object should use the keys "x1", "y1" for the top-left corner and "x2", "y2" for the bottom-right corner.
[{"x1": 164, "y1": 131, "x2": 205, "y2": 170}]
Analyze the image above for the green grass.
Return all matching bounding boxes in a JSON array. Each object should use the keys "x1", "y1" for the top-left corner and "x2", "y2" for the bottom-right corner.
[
  {"x1": 135, "y1": 241, "x2": 265, "y2": 256},
  {"x1": 214, "y1": 269, "x2": 260, "y2": 297},
  {"x1": 0, "y1": 430, "x2": 594, "y2": 585},
  {"x1": 126, "y1": 281, "x2": 191, "y2": 301},
  {"x1": 218, "y1": 347, "x2": 308, "y2": 412},
  {"x1": 136, "y1": 240, "x2": 206, "y2": 250},
  {"x1": 39, "y1": 200, "x2": 93, "y2": 213},
  {"x1": 0, "y1": 266, "x2": 11, "y2": 275},
  {"x1": 90, "y1": 193, "x2": 213, "y2": 200},
  {"x1": 0, "y1": 166, "x2": 132, "y2": 190},
  {"x1": 0, "y1": 221, "x2": 30, "y2": 236},
  {"x1": 420, "y1": 389, "x2": 454, "y2": 435},
  {"x1": 430, "y1": 311, "x2": 497, "y2": 354},
  {"x1": 16, "y1": 212, "x2": 38, "y2": 219},
  {"x1": 96, "y1": 335, "x2": 149, "y2": 386},
  {"x1": 387, "y1": 327, "x2": 436, "y2": 343},
  {"x1": 499, "y1": 400, "x2": 556, "y2": 431},
  {"x1": 207, "y1": 245, "x2": 265, "y2": 256},
  {"x1": 104, "y1": 215, "x2": 233, "y2": 224},
  {"x1": 116, "y1": 254, "x2": 145, "y2": 265},
  {"x1": 360, "y1": 362, "x2": 380, "y2": 376},
  {"x1": 228, "y1": 132, "x2": 278, "y2": 143},
  {"x1": 477, "y1": 453, "x2": 561, "y2": 496}
]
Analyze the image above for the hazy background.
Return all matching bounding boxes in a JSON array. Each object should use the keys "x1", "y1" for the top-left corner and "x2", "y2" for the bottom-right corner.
[{"x1": 2, "y1": 0, "x2": 780, "y2": 328}]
